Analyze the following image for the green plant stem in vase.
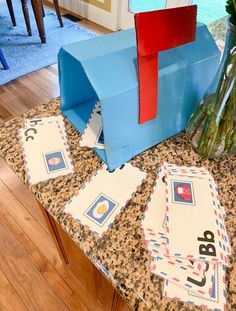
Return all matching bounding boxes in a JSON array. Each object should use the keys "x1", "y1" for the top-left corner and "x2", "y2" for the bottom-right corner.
[{"x1": 186, "y1": 3, "x2": 236, "y2": 159}]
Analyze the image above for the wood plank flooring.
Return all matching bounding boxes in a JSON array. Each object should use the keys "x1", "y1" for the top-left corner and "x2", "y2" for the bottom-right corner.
[{"x1": 0, "y1": 6, "x2": 108, "y2": 310}]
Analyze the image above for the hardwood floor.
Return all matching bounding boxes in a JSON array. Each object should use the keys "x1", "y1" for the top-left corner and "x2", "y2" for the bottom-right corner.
[{"x1": 0, "y1": 7, "x2": 109, "y2": 310}]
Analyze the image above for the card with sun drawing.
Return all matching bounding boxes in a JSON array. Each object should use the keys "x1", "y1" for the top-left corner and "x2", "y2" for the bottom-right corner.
[
  {"x1": 84, "y1": 193, "x2": 118, "y2": 227},
  {"x1": 63, "y1": 163, "x2": 146, "y2": 236}
]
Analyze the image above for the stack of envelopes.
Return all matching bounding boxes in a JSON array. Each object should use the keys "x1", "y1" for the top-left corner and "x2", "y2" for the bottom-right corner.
[{"x1": 142, "y1": 163, "x2": 231, "y2": 310}]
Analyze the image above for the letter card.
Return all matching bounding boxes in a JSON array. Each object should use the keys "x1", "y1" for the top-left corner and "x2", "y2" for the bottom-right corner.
[
  {"x1": 163, "y1": 162, "x2": 231, "y2": 256},
  {"x1": 150, "y1": 251, "x2": 216, "y2": 297},
  {"x1": 63, "y1": 163, "x2": 146, "y2": 236},
  {"x1": 80, "y1": 102, "x2": 104, "y2": 149},
  {"x1": 164, "y1": 264, "x2": 226, "y2": 311},
  {"x1": 19, "y1": 116, "x2": 74, "y2": 185},
  {"x1": 163, "y1": 165, "x2": 230, "y2": 265},
  {"x1": 141, "y1": 167, "x2": 167, "y2": 246}
]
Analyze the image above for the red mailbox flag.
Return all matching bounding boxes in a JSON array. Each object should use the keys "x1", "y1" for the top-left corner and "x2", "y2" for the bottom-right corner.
[{"x1": 135, "y1": 5, "x2": 197, "y2": 124}]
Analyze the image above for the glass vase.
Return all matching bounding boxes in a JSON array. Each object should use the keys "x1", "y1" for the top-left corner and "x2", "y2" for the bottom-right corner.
[{"x1": 186, "y1": 19, "x2": 236, "y2": 159}]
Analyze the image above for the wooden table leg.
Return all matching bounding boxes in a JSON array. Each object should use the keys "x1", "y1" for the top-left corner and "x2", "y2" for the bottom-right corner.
[
  {"x1": 6, "y1": 0, "x2": 16, "y2": 26},
  {"x1": 21, "y1": 0, "x2": 32, "y2": 36},
  {"x1": 53, "y1": 0, "x2": 63, "y2": 27},
  {"x1": 31, "y1": 0, "x2": 46, "y2": 43}
]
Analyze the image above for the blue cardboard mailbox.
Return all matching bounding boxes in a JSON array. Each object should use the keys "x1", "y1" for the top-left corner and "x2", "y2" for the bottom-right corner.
[{"x1": 58, "y1": 24, "x2": 220, "y2": 170}]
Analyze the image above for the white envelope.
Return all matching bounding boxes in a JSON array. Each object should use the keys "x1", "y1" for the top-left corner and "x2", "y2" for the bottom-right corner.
[
  {"x1": 80, "y1": 102, "x2": 104, "y2": 149},
  {"x1": 19, "y1": 116, "x2": 74, "y2": 185},
  {"x1": 63, "y1": 163, "x2": 146, "y2": 236},
  {"x1": 163, "y1": 163, "x2": 231, "y2": 257},
  {"x1": 142, "y1": 168, "x2": 166, "y2": 237},
  {"x1": 164, "y1": 264, "x2": 226, "y2": 311},
  {"x1": 164, "y1": 172, "x2": 229, "y2": 265},
  {"x1": 24, "y1": 115, "x2": 64, "y2": 127},
  {"x1": 150, "y1": 250, "x2": 215, "y2": 297}
]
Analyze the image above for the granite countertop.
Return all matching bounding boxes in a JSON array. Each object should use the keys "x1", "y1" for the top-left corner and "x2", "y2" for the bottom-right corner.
[
  {"x1": 208, "y1": 16, "x2": 228, "y2": 42},
  {"x1": 0, "y1": 98, "x2": 235, "y2": 311}
]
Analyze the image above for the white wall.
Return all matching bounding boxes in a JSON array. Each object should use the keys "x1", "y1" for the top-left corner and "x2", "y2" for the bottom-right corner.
[
  {"x1": 52, "y1": 0, "x2": 193, "y2": 31},
  {"x1": 119, "y1": 0, "x2": 134, "y2": 30},
  {"x1": 53, "y1": 0, "x2": 121, "y2": 30}
]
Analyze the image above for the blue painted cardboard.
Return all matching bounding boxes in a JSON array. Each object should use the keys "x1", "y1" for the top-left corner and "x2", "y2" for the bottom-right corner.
[{"x1": 58, "y1": 24, "x2": 220, "y2": 170}]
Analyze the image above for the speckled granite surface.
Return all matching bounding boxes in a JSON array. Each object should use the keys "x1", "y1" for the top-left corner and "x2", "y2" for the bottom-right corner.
[
  {"x1": 0, "y1": 98, "x2": 235, "y2": 311},
  {"x1": 208, "y1": 17, "x2": 228, "y2": 41}
]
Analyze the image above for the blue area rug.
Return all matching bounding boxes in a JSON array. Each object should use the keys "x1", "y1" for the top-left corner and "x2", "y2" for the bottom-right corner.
[
  {"x1": 131, "y1": 0, "x2": 227, "y2": 25},
  {"x1": 0, "y1": 0, "x2": 97, "y2": 85}
]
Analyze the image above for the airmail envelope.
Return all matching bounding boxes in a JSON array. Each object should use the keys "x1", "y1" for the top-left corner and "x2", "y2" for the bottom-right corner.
[
  {"x1": 63, "y1": 163, "x2": 146, "y2": 236},
  {"x1": 164, "y1": 174, "x2": 229, "y2": 266}
]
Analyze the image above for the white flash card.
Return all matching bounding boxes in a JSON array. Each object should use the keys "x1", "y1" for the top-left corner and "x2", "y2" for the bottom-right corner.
[
  {"x1": 19, "y1": 116, "x2": 74, "y2": 185},
  {"x1": 143, "y1": 229, "x2": 167, "y2": 250},
  {"x1": 63, "y1": 163, "x2": 146, "y2": 236},
  {"x1": 150, "y1": 251, "x2": 215, "y2": 297},
  {"x1": 24, "y1": 116, "x2": 64, "y2": 128},
  {"x1": 142, "y1": 168, "x2": 166, "y2": 236},
  {"x1": 163, "y1": 163, "x2": 231, "y2": 257},
  {"x1": 80, "y1": 102, "x2": 104, "y2": 149},
  {"x1": 164, "y1": 172, "x2": 229, "y2": 266},
  {"x1": 164, "y1": 264, "x2": 226, "y2": 311},
  {"x1": 141, "y1": 168, "x2": 168, "y2": 250},
  {"x1": 148, "y1": 235, "x2": 210, "y2": 276},
  {"x1": 163, "y1": 162, "x2": 211, "y2": 178}
]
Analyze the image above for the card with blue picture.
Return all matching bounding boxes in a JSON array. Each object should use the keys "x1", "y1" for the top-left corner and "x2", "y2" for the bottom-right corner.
[
  {"x1": 171, "y1": 180, "x2": 195, "y2": 205},
  {"x1": 63, "y1": 163, "x2": 146, "y2": 236},
  {"x1": 84, "y1": 194, "x2": 118, "y2": 227},
  {"x1": 163, "y1": 163, "x2": 230, "y2": 265},
  {"x1": 44, "y1": 150, "x2": 68, "y2": 173},
  {"x1": 19, "y1": 116, "x2": 74, "y2": 185}
]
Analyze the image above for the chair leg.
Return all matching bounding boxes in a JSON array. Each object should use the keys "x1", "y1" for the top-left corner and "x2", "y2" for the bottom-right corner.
[
  {"x1": 41, "y1": 0, "x2": 45, "y2": 17},
  {"x1": 21, "y1": 0, "x2": 32, "y2": 36},
  {"x1": 0, "y1": 49, "x2": 9, "y2": 70},
  {"x1": 6, "y1": 0, "x2": 16, "y2": 27},
  {"x1": 53, "y1": 0, "x2": 63, "y2": 27},
  {"x1": 31, "y1": 0, "x2": 46, "y2": 43}
]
